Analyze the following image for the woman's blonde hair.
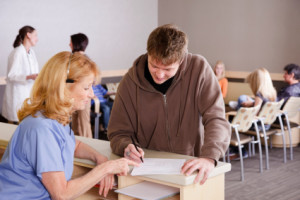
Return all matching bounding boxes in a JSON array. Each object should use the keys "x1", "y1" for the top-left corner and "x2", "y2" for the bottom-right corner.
[
  {"x1": 18, "y1": 51, "x2": 100, "y2": 125},
  {"x1": 214, "y1": 60, "x2": 226, "y2": 80},
  {"x1": 246, "y1": 68, "x2": 277, "y2": 101}
]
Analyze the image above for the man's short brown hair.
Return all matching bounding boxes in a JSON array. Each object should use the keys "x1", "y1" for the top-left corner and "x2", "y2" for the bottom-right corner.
[{"x1": 147, "y1": 24, "x2": 188, "y2": 65}]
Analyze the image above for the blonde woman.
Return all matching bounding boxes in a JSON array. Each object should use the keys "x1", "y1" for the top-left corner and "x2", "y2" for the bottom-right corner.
[
  {"x1": 0, "y1": 52, "x2": 138, "y2": 199},
  {"x1": 237, "y1": 68, "x2": 277, "y2": 110},
  {"x1": 214, "y1": 61, "x2": 228, "y2": 98}
]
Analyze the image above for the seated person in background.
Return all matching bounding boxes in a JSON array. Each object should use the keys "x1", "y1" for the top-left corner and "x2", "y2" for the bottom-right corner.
[
  {"x1": 229, "y1": 68, "x2": 277, "y2": 157},
  {"x1": 236, "y1": 68, "x2": 277, "y2": 130},
  {"x1": 277, "y1": 63, "x2": 300, "y2": 106},
  {"x1": 0, "y1": 52, "x2": 138, "y2": 199},
  {"x1": 70, "y1": 33, "x2": 93, "y2": 138},
  {"x1": 214, "y1": 60, "x2": 228, "y2": 98},
  {"x1": 236, "y1": 68, "x2": 277, "y2": 111},
  {"x1": 108, "y1": 24, "x2": 230, "y2": 185},
  {"x1": 92, "y1": 84, "x2": 115, "y2": 133}
]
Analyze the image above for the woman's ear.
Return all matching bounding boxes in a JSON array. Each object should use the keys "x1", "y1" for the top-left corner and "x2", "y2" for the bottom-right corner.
[{"x1": 26, "y1": 32, "x2": 32, "y2": 39}]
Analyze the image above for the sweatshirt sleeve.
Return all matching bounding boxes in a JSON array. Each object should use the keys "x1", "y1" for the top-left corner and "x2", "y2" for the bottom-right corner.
[
  {"x1": 107, "y1": 77, "x2": 136, "y2": 156},
  {"x1": 197, "y1": 61, "x2": 231, "y2": 161}
]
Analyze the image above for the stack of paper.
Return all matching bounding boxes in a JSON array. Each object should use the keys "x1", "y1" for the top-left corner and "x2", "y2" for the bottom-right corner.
[
  {"x1": 131, "y1": 158, "x2": 186, "y2": 176},
  {"x1": 115, "y1": 181, "x2": 179, "y2": 200}
]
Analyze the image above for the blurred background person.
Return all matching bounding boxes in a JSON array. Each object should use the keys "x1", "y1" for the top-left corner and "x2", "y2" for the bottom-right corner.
[
  {"x1": 69, "y1": 33, "x2": 93, "y2": 138},
  {"x1": 277, "y1": 63, "x2": 300, "y2": 106},
  {"x1": 214, "y1": 60, "x2": 228, "y2": 98},
  {"x1": 236, "y1": 68, "x2": 277, "y2": 112},
  {"x1": 2, "y1": 25, "x2": 39, "y2": 123},
  {"x1": 91, "y1": 84, "x2": 115, "y2": 134}
]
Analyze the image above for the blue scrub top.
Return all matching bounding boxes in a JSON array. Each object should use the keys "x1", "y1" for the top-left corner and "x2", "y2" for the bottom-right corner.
[{"x1": 0, "y1": 113, "x2": 75, "y2": 199}]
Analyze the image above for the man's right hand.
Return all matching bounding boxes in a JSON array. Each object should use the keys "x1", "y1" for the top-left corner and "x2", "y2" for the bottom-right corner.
[{"x1": 124, "y1": 144, "x2": 145, "y2": 163}]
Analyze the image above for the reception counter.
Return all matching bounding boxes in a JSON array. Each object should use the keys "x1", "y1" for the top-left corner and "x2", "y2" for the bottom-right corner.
[{"x1": 0, "y1": 122, "x2": 231, "y2": 199}]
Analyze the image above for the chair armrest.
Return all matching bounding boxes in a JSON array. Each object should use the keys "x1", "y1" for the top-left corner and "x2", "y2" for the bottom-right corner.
[
  {"x1": 226, "y1": 111, "x2": 237, "y2": 121},
  {"x1": 230, "y1": 124, "x2": 240, "y2": 129},
  {"x1": 92, "y1": 97, "x2": 100, "y2": 114}
]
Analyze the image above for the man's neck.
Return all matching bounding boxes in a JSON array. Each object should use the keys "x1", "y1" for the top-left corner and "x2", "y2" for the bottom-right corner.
[{"x1": 289, "y1": 79, "x2": 299, "y2": 85}]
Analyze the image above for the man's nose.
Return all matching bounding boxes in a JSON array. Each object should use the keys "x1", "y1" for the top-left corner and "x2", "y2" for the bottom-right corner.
[{"x1": 156, "y1": 70, "x2": 164, "y2": 78}]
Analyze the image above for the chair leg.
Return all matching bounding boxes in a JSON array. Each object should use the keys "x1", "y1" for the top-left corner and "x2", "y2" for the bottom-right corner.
[
  {"x1": 248, "y1": 142, "x2": 252, "y2": 157},
  {"x1": 94, "y1": 113, "x2": 100, "y2": 139},
  {"x1": 238, "y1": 144, "x2": 244, "y2": 182},
  {"x1": 284, "y1": 113, "x2": 293, "y2": 160},
  {"x1": 259, "y1": 119, "x2": 269, "y2": 170},
  {"x1": 234, "y1": 127, "x2": 244, "y2": 181},
  {"x1": 252, "y1": 137, "x2": 255, "y2": 156},
  {"x1": 227, "y1": 148, "x2": 230, "y2": 163},
  {"x1": 253, "y1": 121, "x2": 263, "y2": 173},
  {"x1": 278, "y1": 115, "x2": 287, "y2": 163}
]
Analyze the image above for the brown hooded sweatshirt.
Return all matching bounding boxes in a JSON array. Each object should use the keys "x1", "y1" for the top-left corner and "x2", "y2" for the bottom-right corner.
[{"x1": 108, "y1": 53, "x2": 230, "y2": 161}]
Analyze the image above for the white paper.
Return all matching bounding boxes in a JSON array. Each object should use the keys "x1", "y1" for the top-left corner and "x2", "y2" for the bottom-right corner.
[
  {"x1": 131, "y1": 158, "x2": 186, "y2": 176},
  {"x1": 115, "y1": 181, "x2": 179, "y2": 200}
]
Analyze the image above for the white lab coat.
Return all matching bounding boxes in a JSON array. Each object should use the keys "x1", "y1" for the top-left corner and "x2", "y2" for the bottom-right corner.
[{"x1": 2, "y1": 44, "x2": 39, "y2": 122}]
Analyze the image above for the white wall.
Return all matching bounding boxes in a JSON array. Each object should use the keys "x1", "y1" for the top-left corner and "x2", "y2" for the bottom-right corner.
[
  {"x1": 0, "y1": 0, "x2": 158, "y2": 76},
  {"x1": 158, "y1": 0, "x2": 300, "y2": 73}
]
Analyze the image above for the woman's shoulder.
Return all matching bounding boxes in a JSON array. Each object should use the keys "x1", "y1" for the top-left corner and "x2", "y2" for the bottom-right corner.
[
  {"x1": 20, "y1": 113, "x2": 64, "y2": 133},
  {"x1": 8, "y1": 45, "x2": 25, "y2": 59},
  {"x1": 219, "y1": 77, "x2": 228, "y2": 83}
]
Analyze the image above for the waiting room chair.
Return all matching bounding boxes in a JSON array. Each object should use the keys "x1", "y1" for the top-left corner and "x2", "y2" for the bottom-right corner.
[
  {"x1": 91, "y1": 96, "x2": 101, "y2": 139},
  {"x1": 227, "y1": 105, "x2": 262, "y2": 181},
  {"x1": 272, "y1": 97, "x2": 300, "y2": 161},
  {"x1": 246, "y1": 99, "x2": 285, "y2": 170},
  {"x1": 105, "y1": 82, "x2": 119, "y2": 101}
]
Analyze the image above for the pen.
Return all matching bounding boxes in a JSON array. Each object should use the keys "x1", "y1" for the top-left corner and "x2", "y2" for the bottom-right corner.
[{"x1": 131, "y1": 135, "x2": 144, "y2": 163}]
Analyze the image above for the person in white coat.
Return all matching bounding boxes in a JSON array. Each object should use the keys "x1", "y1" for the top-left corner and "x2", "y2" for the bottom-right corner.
[{"x1": 2, "y1": 25, "x2": 39, "y2": 123}]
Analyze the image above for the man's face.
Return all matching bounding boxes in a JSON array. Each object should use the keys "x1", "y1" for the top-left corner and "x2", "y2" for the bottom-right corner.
[
  {"x1": 148, "y1": 55, "x2": 180, "y2": 84},
  {"x1": 283, "y1": 71, "x2": 294, "y2": 84}
]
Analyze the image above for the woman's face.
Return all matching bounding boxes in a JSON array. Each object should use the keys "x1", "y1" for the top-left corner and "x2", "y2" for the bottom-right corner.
[
  {"x1": 27, "y1": 30, "x2": 38, "y2": 47},
  {"x1": 215, "y1": 64, "x2": 224, "y2": 76},
  {"x1": 69, "y1": 73, "x2": 95, "y2": 111}
]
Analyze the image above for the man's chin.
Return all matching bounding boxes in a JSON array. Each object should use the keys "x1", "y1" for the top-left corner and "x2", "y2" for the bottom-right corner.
[{"x1": 154, "y1": 79, "x2": 166, "y2": 85}]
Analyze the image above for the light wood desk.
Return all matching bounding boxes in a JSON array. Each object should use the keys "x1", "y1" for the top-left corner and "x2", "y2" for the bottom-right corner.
[{"x1": 0, "y1": 122, "x2": 231, "y2": 200}]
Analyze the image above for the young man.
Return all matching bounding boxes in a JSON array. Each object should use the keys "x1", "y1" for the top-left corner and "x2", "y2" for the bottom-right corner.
[
  {"x1": 277, "y1": 63, "x2": 300, "y2": 105},
  {"x1": 108, "y1": 24, "x2": 230, "y2": 185}
]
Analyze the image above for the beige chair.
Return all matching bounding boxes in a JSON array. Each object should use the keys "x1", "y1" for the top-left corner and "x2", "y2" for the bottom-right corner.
[
  {"x1": 246, "y1": 99, "x2": 285, "y2": 170},
  {"x1": 91, "y1": 97, "x2": 101, "y2": 139},
  {"x1": 227, "y1": 105, "x2": 262, "y2": 181},
  {"x1": 272, "y1": 97, "x2": 300, "y2": 161},
  {"x1": 105, "y1": 82, "x2": 119, "y2": 100}
]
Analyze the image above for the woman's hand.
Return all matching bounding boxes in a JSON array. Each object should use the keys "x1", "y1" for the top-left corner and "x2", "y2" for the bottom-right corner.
[
  {"x1": 26, "y1": 73, "x2": 38, "y2": 80},
  {"x1": 97, "y1": 158, "x2": 139, "y2": 197},
  {"x1": 241, "y1": 100, "x2": 254, "y2": 107},
  {"x1": 98, "y1": 174, "x2": 114, "y2": 197},
  {"x1": 124, "y1": 144, "x2": 144, "y2": 163},
  {"x1": 101, "y1": 158, "x2": 140, "y2": 176}
]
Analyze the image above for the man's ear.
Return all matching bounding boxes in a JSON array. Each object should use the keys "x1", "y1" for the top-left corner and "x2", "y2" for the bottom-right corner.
[{"x1": 291, "y1": 72, "x2": 295, "y2": 79}]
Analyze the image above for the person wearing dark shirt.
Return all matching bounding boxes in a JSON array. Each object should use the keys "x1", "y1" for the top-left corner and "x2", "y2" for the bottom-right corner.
[{"x1": 277, "y1": 64, "x2": 300, "y2": 106}]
